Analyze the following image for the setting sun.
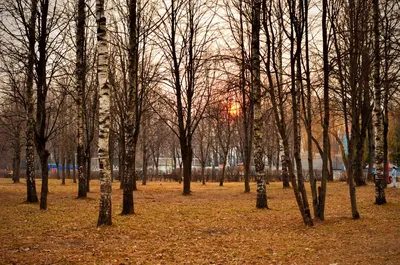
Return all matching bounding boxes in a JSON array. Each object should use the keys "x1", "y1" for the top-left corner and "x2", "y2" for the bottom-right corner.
[{"x1": 229, "y1": 102, "x2": 240, "y2": 117}]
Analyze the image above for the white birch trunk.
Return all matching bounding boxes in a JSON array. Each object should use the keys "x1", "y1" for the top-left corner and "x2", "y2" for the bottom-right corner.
[
  {"x1": 252, "y1": 0, "x2": 267, "y2": 209},
  {"x1": 96, "y1": 0, "x2": 112, "y2": 226}
]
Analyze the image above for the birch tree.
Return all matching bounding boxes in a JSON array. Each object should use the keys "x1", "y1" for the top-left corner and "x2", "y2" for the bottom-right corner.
[
  {"x1": 252, "y1": 0, "x2": 268, "y2": 209},
  {"x1": 96, "y1": 0, "x2": 112, "y2": 226},
  {"x1": 373, "y1": 0, "x2": 386, "y2": 204}
]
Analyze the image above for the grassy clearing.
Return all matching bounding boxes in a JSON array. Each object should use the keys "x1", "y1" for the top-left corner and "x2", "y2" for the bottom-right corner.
[{"x1": 0, "y1": 178, "x2": 399, "y2": 264}]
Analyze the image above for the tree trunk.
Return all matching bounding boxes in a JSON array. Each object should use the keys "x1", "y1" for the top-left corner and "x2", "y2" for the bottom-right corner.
[
  {"x1": 240, "y1": 0, "x2": 252, "y2": 194},
  {"x1": 38, "y1": 148, "x2": 50, "y2": 210},
  {"x1": 36, "y1": 0, "x2": 50, "y2": 210},
  {"x1": 219, "y1": 153, "x2": 228, "y2": 186},
  {"x1": 182, "y1": 145, "x2": 192, "y2": 195},
  {"x1": 67, "y1": 158, "x2": 71, "y2": 180},
  {"x1": 354, "y1": 137, "x2": 367, "y2": 186},
  {"x1": 61, "y1": 153, "x2": 66, "y2": 185},
  {"x1": 201, "y1": 163, "x2": 206, "y2": 185},
  {"x1": 55, "y1": 159, "x2": 60, "y2": 180},
  {"x1": 73, "y1": 158, "x2": 76, "y2": 183},
  {"x1": 119, "y1": 128, "x2": 125, "y2": 189},
  {"x1": 76, "y1": 0, "x2": 87, "y2": 198},
  {"x1": 319, "y1": 0, "x2": 329, "y2": 221},
  {"x1": 96, "y1": 0, "x2": 112, "y2": 226},
  {"x1": 280, "y1": 140, "x2": 290, "y2": 188},
  {"x1": 142, "y1": 136, "x2": 148, "y2": 185},
  {"x1": 86, "y1": 151, "x2": 91, "y2": 192},
  {"x1": 367, "y1": 123, "x2": 375, "y2": 181},
  {"x1": 12, "y1": 143, "x2": 21, "y2": 183},
  {"x1": 25, "y1": 0, "x2": 39, "y2": 203},
  {"x1": 348, "y1": 0, "x2": 361, "y2": 220},
  {"x1": 373, "y1": 0, "x2": 386, "y2": 205},
  {"x1": 252, "y1": 0, "x2": 267, "y2": 209}
]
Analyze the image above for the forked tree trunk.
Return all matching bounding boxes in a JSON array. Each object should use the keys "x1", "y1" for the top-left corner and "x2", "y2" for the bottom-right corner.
[
  {"x1": 25, "y1": 0, "x2": 39, "y2": 203},
  {"x1": 96, "y1": 0, "x2": 112, "y2": 226},
  {"x1": 373, "y1": 0, "x2": 386, "y2": 205}
]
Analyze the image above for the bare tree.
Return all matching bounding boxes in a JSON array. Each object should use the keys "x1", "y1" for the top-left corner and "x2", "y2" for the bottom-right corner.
[{"x1": 154, "y1": 0, "x2": 216, "y2": 195}]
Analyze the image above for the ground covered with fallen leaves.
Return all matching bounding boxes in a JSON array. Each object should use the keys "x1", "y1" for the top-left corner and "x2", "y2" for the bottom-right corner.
[{"x1": 0, "y1": 178, "x2": 399, "y2": 265}]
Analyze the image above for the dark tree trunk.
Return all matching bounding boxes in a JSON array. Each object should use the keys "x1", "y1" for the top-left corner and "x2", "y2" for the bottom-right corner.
[
  {"x1": 55, "y1": 158, "x2": 60, "y2": 180},
  {"x1": 182, "y1": 145, "x2": 193, "y2": 195},
  {"x1": 76, "y1": 0, "x2": 87, "y2": 198},
  {"x1": 354, "y1": 136, "x2": 367, "y2": 186},
  {"x1": 347, "y1": 0, "x2": 361, "y2": 219},
  {"x1": 67, "y1": 158, "x2": 71, "y2": 180},
  {"x1": 219, "y1": 154, "x2": 228, "y2": 187},
  {"x1": 38, "y1": 149, "x2": 50, "y2": 210},
  {"x1": 373, "y1": 0, "x2": 386, "y2": 205},
  {"x1": 25, "y1": 0, "x2": 39, "y2": 203},
  {"x1": 119, "y1": 129, "x2": 125, "y2": 189},
  {"x1": 239, "y1": 0, "x2": 252, "y2": 194},
  {"x1": 12, "y1": 142, "x2": 21, "y2": 183},
  {"x1": 367, "y1": 123, "x2": 375, "y2": 181},
  {"x1": 142, "y1": 139, "x2": 148, "y2": 185},
  {"x1": 61, "y1": 154, "x2": 66, "y2": 185},
  {"x1": 84, "y1": 154, "x2": 92, "y2": 192},
  {"x1": 36, "y1": 0, "x2": 50, "y2": 210},
  {"x1": 122, "y1": 0, "x2": 138, "y2": 215},
  {"x1": 72, "y1": 158, "x2": 76, "y2": 183},
  {"x1": 201, "y1": 163, "x2": 206, "y2": 185}
]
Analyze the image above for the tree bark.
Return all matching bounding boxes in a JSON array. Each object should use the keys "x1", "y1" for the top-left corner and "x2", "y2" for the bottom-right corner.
[
  {"x1": 239, "y1": 0, "x2": 252, "y2": 193},
  {"x1": 318, "y1": 0, "x2": 329, "y2": 221},
  {"x1": 252, "y1": 0, "x2": 267, "y2": 209},
  {"x1": 96, "y1": 0, "x2": 112, "y2": 226},
  {"x1": 373, "y1": 0, "x2": 386, "y2": 205},
  {"x1": 36, "y1": 0, "x2": 50, "y2": 210},
  {"x1": 86, "y1": 149, "x2": 91, "y2": 192},
  {"x1": 38, "y1": 148, "x2": 50, "y2": 210},
  {"x1": 76, "y1": 0, "x2": 87, "y2": 198},
  {"x1": 122, "y1": 0, "x2": 140, "y2": 214},
  {"x1": 182, "y1": 145, "x2": 193, "y2": 195},
  {"x1": 25, "y1": 0, "x2": 39, "y2": 203},
  {"x1": 347, "y1": 0, "x2": 361, "y2": 219},
  {"x1": 61, "y1": 152, "x2": 66, "y2": 185},
  {"x1": 12, "y1": 141, "x2": 21, "y2": 183}
]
